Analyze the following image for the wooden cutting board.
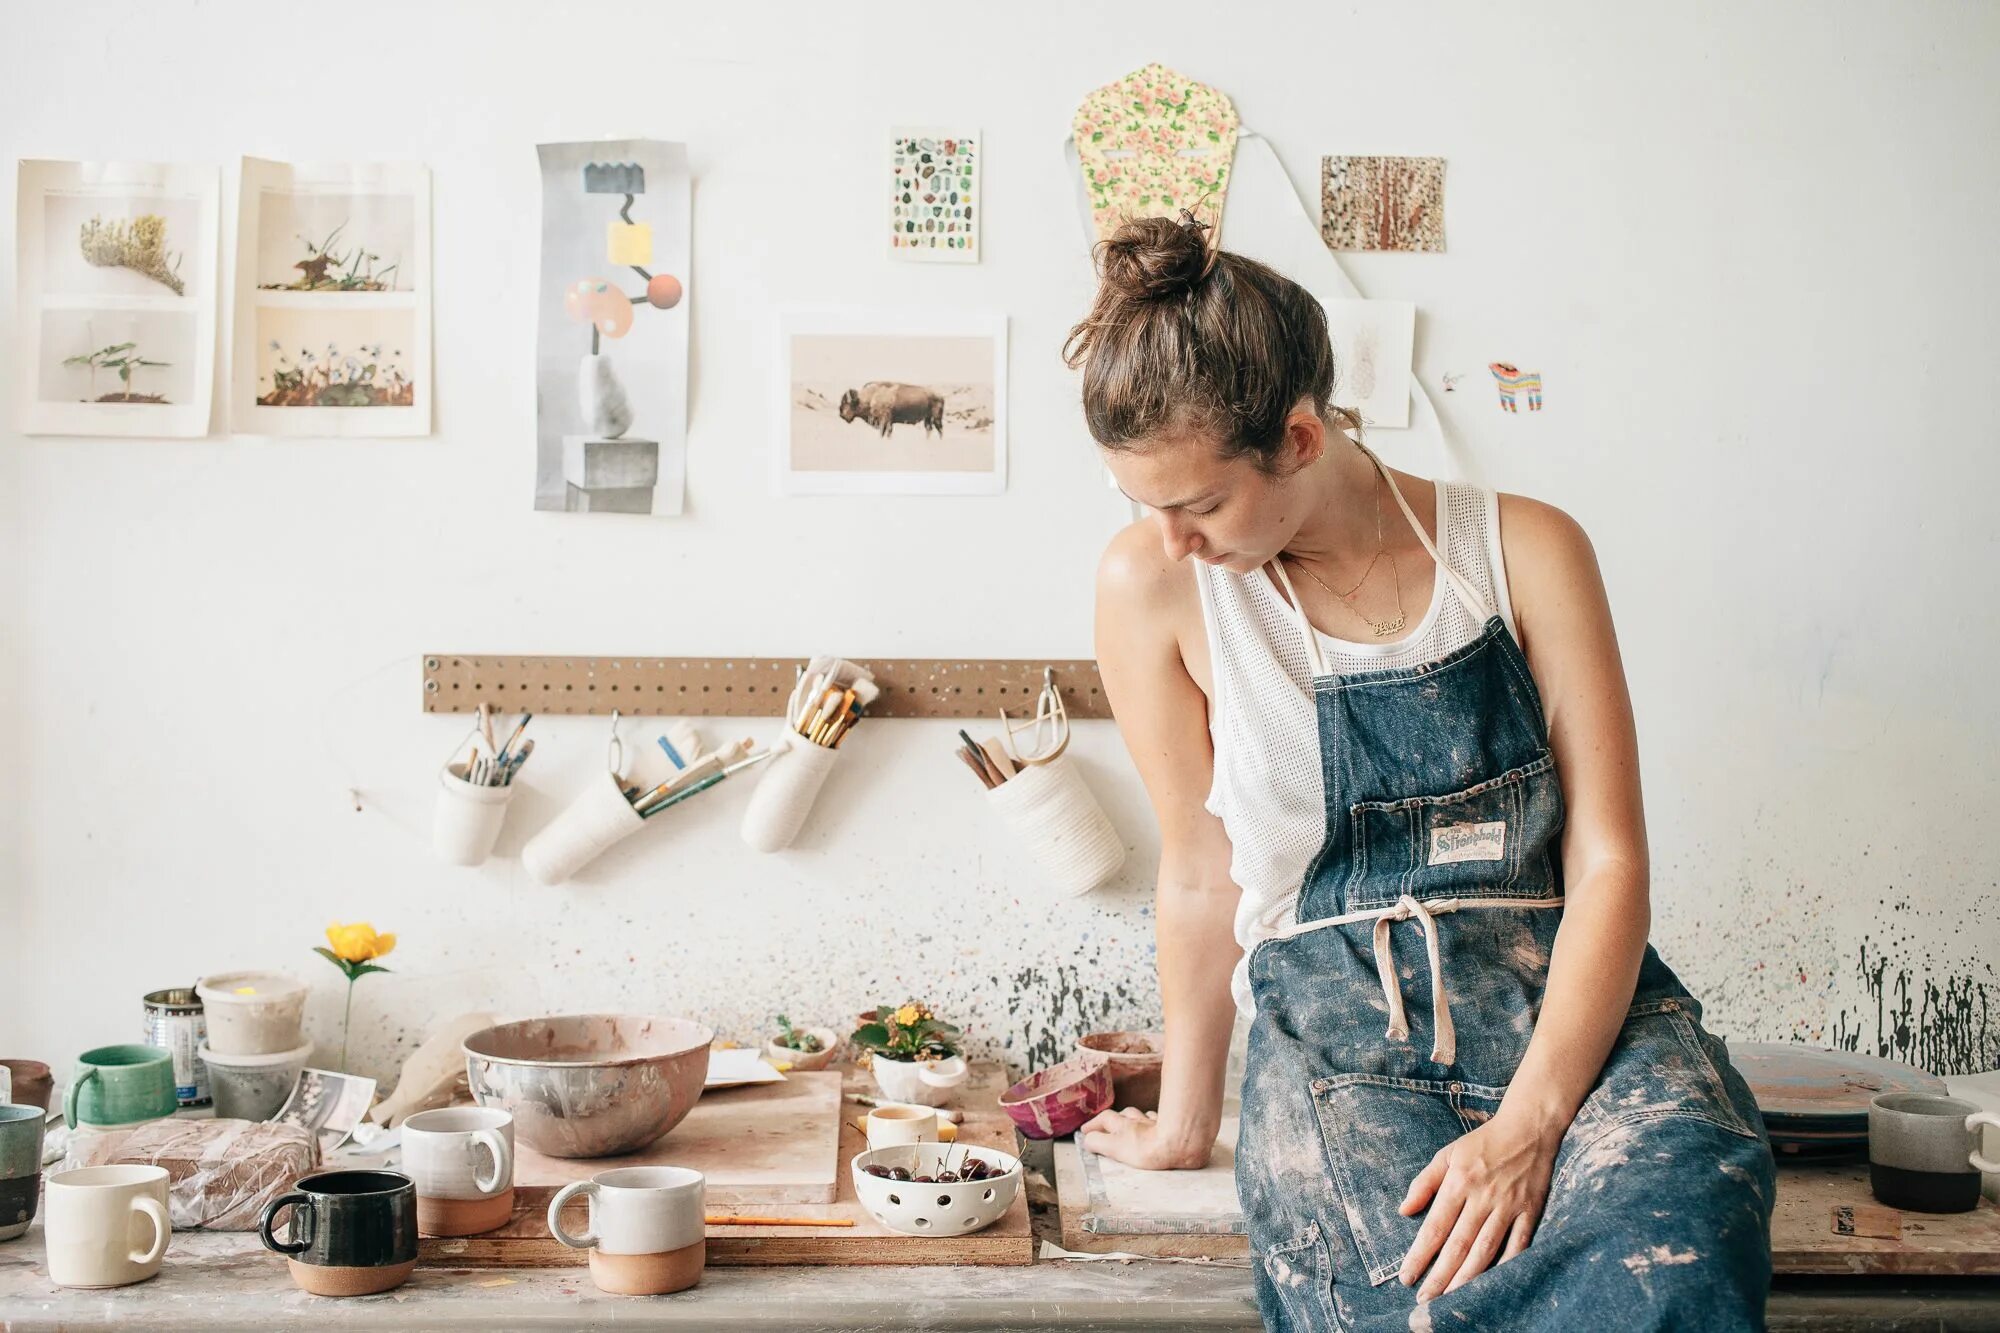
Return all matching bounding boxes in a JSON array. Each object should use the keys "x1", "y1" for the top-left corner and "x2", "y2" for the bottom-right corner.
[
  {"x1": 511, "y1": 1070, "x2": 843, "y2": 1207},
  {"x1": 1056, "y1": 1130, "x2": 2000, "y2": 1275},
  {"x1": 423, "y1": 1063, "x2": 1031, "y2": 1267}
]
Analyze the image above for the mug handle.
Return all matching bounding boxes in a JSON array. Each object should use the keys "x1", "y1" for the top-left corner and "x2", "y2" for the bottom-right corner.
[
  {"x1": 918, "y1": 1056, "x2": 967, "y2": 1089},
  {"x1": 1968, "y1": 1111, "x2": 2000, "y2": 1174},
  {"x1": 473, "y1": 1129, "x2": 514, "y2": 1196},
  {"x1": 62, "y1": 1067, "x2": 99, "y2": 1130},
  {"x1": 129, "y1": 1195, "x2": 170, "y2": 1266},
  {"x1": 259, "y1": 1192, "x2": 315, "y2": 1256},
  {"x1": 546, "y1": 1180, "x2": 599, "y2": 1249}
]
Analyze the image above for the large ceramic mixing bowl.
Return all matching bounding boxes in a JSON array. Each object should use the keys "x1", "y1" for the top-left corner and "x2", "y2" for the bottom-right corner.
[{"x1": 462, "y1": 1015, "x2": 712, "y2": 1159}]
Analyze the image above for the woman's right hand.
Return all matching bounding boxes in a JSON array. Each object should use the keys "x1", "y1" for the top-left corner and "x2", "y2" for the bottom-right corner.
[{"x1": 1078, "y1": 1106, "x2": 1217, "y2": 1170}]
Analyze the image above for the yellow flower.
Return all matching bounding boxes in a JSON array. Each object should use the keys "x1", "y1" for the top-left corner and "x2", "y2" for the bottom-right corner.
[
  {"x1": 893, "y1": 1003, "x2": 923, "y2": 1028},
  {"x1": 325, "y1": 922, "x2": 395, "y2": 964}
]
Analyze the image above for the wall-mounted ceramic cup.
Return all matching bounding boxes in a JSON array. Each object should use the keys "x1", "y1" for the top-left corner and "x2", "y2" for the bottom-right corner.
[
  {"x1": 64, "y1": 1045, "x2": 178, "y2": 1130},
  {"x1": 404, "y1": 1106, "x2": 515, "y2": 1236},
  {"x1": 43, "y1": 1165, "x2": 170, "y2": 1288},
  {"x1": 1870, "y1": 1092, "x2": 2000, "y2": 1213},
  {"x1": 865, "y1": 1103, "x2": 939, "y2": 1151},
  {"x1": 0, "y1": 1061, "x2": 54, "y2": 1113},
  {"x1": 548, "y1": 1166, "x2": 705, "y2": 1296},
  {"x1": 260, "y1": 1169, "x2": 419, "y2": 1297},
  {"x1": 0, "y1": 1105, "x2": 48, "y2": 1241}
]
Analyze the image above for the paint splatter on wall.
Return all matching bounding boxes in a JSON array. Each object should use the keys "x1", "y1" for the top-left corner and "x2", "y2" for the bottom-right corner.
[{"x1": 1831, "y1": 942, "x2": 1995, "y2": 1075}]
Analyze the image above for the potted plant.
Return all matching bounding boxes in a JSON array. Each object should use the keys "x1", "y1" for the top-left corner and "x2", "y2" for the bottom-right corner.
[
  {"x1": 763, "y1": 1014, "x2": 840, "y2": 1073},
  {"x1": 851, "y1": 1001, "x2": 967, "y2": 1107}
]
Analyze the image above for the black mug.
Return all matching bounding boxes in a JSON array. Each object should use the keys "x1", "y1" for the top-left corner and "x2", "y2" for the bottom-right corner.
[{"x1": 260, "y1": 1169, "x2": 419, "y2": 1297}]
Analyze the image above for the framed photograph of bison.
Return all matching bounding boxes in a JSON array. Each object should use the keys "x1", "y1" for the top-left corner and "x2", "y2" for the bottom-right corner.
[{"x1": 774, "y1": 307, "x2": 1007, "y2": 496}]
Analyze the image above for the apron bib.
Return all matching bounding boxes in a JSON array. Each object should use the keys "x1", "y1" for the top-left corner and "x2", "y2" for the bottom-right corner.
[{"x1": 1236, "y1": 447, "x2": 1774, "y2": 1331}]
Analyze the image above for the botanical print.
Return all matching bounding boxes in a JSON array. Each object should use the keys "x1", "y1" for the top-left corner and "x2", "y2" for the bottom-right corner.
[
  {"x1": 1073, "y1": 63, "x2": 1239, "y2": 244},
  {"x1": 1489, "y1": 362, "x2": 1544, "y2": 412},
  {"x1": 1323, "y1": 299, "x2": 1416, "y2": 429},
  {"x1": 230, "y1": 158, "x2": 431, "y2": 437},
  {"x1": 889, "y1": 129, "x2": 979, "y2": 262},
  {"x1": 14, "y1": 160, "x2": 219, "y2": 437},
  {"x1": 1321, "y1": 155, "x2": 1446, "y2": 252},
  {"x1": 775, "y1": 307, "x2": 1006, "y2": 496},
  {"x1": 534, "y1": 141, "x2": 692, "y2": 516}
]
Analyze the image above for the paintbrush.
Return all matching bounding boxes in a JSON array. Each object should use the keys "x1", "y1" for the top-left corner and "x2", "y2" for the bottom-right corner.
[
  {"x1": 638, "y1": 748, "x2": 774, "y2": 818},
  {"x1": 495, "y1": 713, "x2": 532, "y2": 765},
  {"x1": 502, "y1": 739, "x2": 535, "y2": 785}
]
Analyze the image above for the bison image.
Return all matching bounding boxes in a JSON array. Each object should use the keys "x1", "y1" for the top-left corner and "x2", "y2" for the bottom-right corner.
[{"x1": 837, "y1": 381, "x2": 945, "y2": 438}]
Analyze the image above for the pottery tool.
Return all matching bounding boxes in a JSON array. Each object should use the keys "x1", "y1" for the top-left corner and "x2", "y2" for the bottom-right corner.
[
  {"x1": 999, "y1": 667, "x2": 1071, "y2": 767},
  {"x1": 707, "y1": 1215, "x2": 853, "y2": 1228},
  {"x1": 955, "y1": 729, "x2": 1002, "y2": 788}
]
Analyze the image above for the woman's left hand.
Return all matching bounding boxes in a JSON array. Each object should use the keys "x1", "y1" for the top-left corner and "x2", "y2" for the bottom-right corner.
[{"x1": 1397, "y1": 1111, "x2": 1561, "y2": 1300}]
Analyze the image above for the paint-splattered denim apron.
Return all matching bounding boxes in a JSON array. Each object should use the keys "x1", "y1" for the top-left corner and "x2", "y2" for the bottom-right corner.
[{"x1": 1237, "y1": 453, "x2": 1776, "y2": 1331}]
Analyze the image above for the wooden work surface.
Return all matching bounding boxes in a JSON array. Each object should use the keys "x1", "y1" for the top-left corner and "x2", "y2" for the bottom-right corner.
[
  {"x1": 1057, "y1": 1136, "x2": 2000, "y2": 1275},
  {"x1": 422, "y1": 1063, "x2": 1032, "y2": 1268},
  {"x1": 511, "y1": 1070, "x2": 843, "y2": 1207}
]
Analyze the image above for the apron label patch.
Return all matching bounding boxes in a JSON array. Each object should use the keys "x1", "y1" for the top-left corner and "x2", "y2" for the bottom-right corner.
[{"x1": 1429, "y1": 820, "x2": 1506, "y2": 865}]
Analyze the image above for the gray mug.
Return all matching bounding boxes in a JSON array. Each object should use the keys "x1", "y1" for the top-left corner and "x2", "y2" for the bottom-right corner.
[
  {"x1": 0, "y1": 1105, "x2": 47, "y2": 1241},
  {"x1": 1869, "y1": 1092, "x2": 2000, "y2": 1213}
]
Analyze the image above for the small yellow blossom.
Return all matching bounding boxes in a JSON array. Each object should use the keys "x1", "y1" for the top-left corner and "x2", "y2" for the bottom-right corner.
[
  {"x1": 325, "y1": 922, "x2": 396, "y2": 964},
  {"x1": 893, "y1": 1003, "x2": 923, "y2": 1028}
]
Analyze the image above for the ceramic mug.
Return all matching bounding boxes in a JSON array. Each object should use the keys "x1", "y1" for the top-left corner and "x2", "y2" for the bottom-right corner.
[
  {"x1": 260, "y1": 1169, "x2": 419, "y2": 1297},
  {"x1": 1, "y1": 1105, "x2": 48, "y2": 1241},
  {"x1": 64, "y1": 1045, "x2": 178, "y2": 1130},
  {"x1": 403, "y1": 1106, "x2": 516, "y2": 1236},
  {"x1": 866, "y1": 1103, "x2": 939, "y2": 1150},
  {"x1": 0, "y1": 1061, "x2": 54, "y2": 1114},
  {"x1": 43, "y1": 1165, "x2": 171, "y2": 1288},
  {"x1": 1870, "y1": 1092, "x2": 2000, "y2": 1213},
  {"x1": 548, "y1": 1166, "x2": 705, "y2": 1296}
]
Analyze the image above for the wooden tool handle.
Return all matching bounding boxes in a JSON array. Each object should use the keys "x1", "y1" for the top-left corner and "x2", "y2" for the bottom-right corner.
[{"x1": 705, "y1": 1215, "x2": 855, "y2": 1228}]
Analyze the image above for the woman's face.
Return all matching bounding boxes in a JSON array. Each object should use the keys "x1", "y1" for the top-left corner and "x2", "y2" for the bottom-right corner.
[{"x1": 1103, "y1": 419, "x2": 1320, "y2": 574}]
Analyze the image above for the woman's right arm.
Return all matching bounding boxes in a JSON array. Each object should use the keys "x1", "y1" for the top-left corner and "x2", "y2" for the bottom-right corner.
[{"x1": 1078, "y1": 523, "x2": 1244, "y2": 1170}]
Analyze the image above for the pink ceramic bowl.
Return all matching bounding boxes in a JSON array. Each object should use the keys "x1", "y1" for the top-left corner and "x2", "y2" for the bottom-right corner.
[{"x1": 998, "y1": 1057, "x2": 1114, "y2": 1139}]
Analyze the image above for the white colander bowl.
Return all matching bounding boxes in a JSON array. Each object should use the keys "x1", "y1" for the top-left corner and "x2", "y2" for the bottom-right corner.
[{"x1": 851, "y1": 1143, "x2": 1021, "y2": 1237}]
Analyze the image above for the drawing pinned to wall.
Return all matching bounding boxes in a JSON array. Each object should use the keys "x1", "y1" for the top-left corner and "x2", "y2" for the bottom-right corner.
[
  {"x1": 14, "y1": 160, "x2": 218, "y2": 437},
  {"x1": 1320, "y1": 156, "x2": 1446, "y2": 253},
  {"x1": 535, "y1": 141, "x2": 691, "y2": 517},
  {"x1": 1073, "y1": 63, "x2": 1239, "y2": 244},
  {"x1": 1489, "y1": 362, "x2": 1544, "y2": 412},
  {"x1": 774, "y1": 307, "x2": 1006, "y2": 496},
  {"x1": 1323, "y1": 299, "x2": 1415, "y2": 429},
  {"x1": 890, "y1": 129, "x2": 979, "y2": 262},
  {"x1": 230, "y1": 158, "x2": 431, "y2": 436}
]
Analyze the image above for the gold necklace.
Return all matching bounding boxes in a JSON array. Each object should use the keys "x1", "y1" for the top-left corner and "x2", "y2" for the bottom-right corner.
[{"x1": 1286, "y1": 473, "x2": 1407, "y2": 638}]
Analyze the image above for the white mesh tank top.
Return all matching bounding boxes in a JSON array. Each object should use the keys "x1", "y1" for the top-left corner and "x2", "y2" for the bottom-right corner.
[{"x1": 1192, "y1": 479, "x2": 1519, "y2": 1014}]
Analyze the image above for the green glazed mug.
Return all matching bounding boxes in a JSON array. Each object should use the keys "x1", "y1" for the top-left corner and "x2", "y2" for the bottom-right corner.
[{"x1": 64, "y1": 1046, "x2": 178, "y2": 1130}]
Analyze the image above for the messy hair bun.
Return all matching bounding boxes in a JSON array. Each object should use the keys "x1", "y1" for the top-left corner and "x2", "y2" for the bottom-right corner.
[
  {"x1": 1097, "y1": 212, "x2": 1216, "y2": 302},
  {"x1": 1064, "y1": 213, "x2": 1345, "y2": 469}
]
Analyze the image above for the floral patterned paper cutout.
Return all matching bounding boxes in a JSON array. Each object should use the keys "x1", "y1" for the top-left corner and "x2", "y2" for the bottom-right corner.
[{"x1": 1073, "y1": 63, "x2": 1239, "y2": 244}]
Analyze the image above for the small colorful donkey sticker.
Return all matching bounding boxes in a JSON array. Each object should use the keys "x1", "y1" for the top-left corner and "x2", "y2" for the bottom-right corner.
[{"x1": 1489, "y1": 362, "x2": 1543, "y2": 412}]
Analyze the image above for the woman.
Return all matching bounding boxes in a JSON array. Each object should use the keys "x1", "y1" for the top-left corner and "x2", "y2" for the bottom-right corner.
[{"x1": 1072, "y1": 215, "x2": 1775, "y2": 1332}]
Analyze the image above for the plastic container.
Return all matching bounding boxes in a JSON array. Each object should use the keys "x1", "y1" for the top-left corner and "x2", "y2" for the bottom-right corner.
[
  {"x1": 194, "y1": 972, "x2": 308, "y2": 1057},
  {"x1": 199, "y1": 1041, "x2": 312, "y2": 1122},
  {"x1": 433, "y1": 764, "x2": 516, "y2": 866},
  {"x1": 986, "y1": 753, "x2": 1124, "y2": 896}
]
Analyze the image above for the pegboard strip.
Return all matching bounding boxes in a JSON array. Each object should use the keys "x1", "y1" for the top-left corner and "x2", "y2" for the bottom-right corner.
[{"x1": 421, "y1": 656, "x2": 1110, "y2": 720}]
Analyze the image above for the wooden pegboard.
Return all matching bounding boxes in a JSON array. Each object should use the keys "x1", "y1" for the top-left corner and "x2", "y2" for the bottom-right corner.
[{"x1": 421, "y1": 656, "x2": 1110, "y2": 720}]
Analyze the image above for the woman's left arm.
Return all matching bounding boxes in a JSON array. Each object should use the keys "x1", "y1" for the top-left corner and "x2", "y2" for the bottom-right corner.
[{"x1": 1398, "y1": 495, "x2": 1652, "y2": 1301}]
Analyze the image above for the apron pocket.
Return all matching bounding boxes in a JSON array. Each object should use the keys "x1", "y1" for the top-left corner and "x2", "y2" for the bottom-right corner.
[
  {"x1": 1347, "y1": 753, "x2": 1565, "y2": 909},
  {"x1": 1560, "y1": 997, "x2": 1762, "y2": 1181},
  {"x1": 1259, "y1": 1223, "x2": 1331, "y2": 1327},
  {"x1": 1309, "y1": 1073, "x2": 1506, "y2": 1287}
]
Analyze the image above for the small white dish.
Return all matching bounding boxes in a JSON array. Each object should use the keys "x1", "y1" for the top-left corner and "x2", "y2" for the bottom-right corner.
[
  {"x1": 868, "y1": 1054, "x2": 967, "y2": 1107},
  {"x1": 850, "y1": 1142, "x2": 1021, "y2": 1238}
]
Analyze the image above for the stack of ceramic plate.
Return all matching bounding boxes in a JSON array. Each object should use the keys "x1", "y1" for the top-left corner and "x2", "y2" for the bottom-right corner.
[{"x1": 1732, "y1": 1043, "x2": 1947, "y2": 1160}]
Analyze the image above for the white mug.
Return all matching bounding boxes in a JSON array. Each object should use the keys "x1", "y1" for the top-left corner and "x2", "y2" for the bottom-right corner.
[
  {"x1": 548, "y1": 1166, "x2": 705, "y2": 1296},
  {"x1": 866, "y1": 1103, "x2": 939, "y2": 1150},
  {"x1": 403, "y1": 1106, "x2": 515, "y2": 1237},
  {"x1": 44, "y1": 1165, "x2": 171, "y2": 1289}
]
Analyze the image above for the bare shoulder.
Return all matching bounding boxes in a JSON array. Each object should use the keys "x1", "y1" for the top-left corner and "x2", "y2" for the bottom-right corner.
[
  {"x1": 1495, "y1": 492, "x2": 1602, "y2": 592},
  {"x1": 1097, "y1": 518, "x2": 1197, "y2": 619}
]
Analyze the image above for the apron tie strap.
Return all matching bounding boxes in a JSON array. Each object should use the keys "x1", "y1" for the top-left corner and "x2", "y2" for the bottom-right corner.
[{"x1": 1373, "y1": 894, "x2": 1458, "y2": 1065}]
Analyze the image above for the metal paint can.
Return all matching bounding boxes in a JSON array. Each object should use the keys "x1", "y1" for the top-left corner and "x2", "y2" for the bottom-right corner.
[{"x1": 143, "y1": 987, "x2": 210, "y2": 1108}]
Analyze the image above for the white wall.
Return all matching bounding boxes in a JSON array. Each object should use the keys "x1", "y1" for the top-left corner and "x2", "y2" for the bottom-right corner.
[{"x1": 3, "y1": 1, "x2": 1996, "y2": 1086}]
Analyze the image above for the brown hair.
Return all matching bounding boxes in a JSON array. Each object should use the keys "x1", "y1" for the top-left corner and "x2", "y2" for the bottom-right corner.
[{"x1": 1062, "y1": 213, "x2": 1355, "y2": 470}]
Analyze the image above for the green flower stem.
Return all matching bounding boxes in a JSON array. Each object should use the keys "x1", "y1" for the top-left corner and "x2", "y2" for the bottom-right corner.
[{"x1": 340, "y1": 974, "x2": 355, "y2": 1072}]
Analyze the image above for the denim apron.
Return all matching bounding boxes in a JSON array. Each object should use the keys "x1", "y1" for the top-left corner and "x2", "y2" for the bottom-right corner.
[{"x1": 1236, "y1": 451, "x2": 1776, "y2": 1331}]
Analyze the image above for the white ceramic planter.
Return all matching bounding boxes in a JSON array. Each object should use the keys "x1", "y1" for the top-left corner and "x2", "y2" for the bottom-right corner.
[
  {"x1": 194, "y1": 972, "x2": 308, "y2": 1057},
  {"x1": 868, "y1": 1054, "x2": 967, "y2": 1108}
]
